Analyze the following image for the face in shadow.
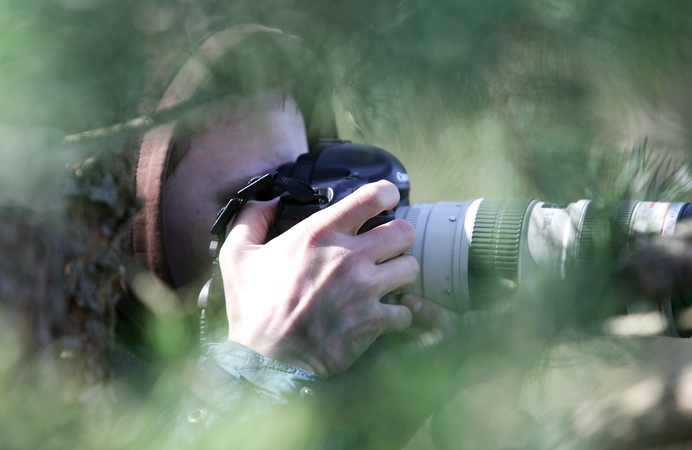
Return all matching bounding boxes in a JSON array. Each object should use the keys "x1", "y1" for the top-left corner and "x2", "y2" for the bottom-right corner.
[{"x1": 163, "y1": 93, "x2": 308, "y2": 290}]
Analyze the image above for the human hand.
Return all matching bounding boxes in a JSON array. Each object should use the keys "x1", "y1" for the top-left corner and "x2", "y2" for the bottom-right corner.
[
  {"x1": 219, "y1": 180, "x2": 419, "y2": 378},
  {"x1": 399, "y1": 294, "x2": 463, "y2": 334}
]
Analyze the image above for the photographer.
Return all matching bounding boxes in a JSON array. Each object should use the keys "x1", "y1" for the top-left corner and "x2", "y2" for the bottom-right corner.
[{"x1": 130, "y1": 24, "x2": 459, "y2": 448}]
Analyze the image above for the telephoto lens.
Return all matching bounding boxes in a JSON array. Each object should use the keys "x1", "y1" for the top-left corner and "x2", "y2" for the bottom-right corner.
[
  {"x1": 274, "y1": 140, "x2": 692, "y2": 337},
  {"x1": 396, "y1": 200, "x2": 692, "y2": 337}
]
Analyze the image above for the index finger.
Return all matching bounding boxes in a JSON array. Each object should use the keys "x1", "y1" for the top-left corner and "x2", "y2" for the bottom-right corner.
[
  {"x1": 310, "y1": 180, "x2": 401, "y2": 235},
  {"x1": 225, "y1": 198, "x2": 279, "y2": 246}
]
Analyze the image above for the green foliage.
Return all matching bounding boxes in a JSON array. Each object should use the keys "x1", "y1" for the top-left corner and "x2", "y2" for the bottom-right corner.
[{"x1": 2, "y1": 0, "x2": 692, "y2": 449}]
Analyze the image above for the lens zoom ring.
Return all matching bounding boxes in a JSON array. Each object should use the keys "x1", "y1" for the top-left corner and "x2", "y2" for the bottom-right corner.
[
  {"x1": 469, "y1": 198, "x2": 532, "y2": 304},
  {"x1": 577, "y1": 201, "x2": 636, "y2": 267}
]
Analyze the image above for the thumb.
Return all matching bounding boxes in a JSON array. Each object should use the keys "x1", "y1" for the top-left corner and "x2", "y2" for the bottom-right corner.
[
  {"x1": 225, "y1": 198, "x2": 279, "y2": 246},
  {"x1": 399, "y1": 294, "x2": 460, "y2": 332},
  {"x1": 379, "y1": 303, "x2": 413, "y2": 334}
]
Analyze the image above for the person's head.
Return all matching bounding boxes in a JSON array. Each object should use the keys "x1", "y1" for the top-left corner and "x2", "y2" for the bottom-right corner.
[
  {"x1": 163, "y1": 91, "x2": 308, "y2": 289},
  {"x1": 132, "y1": 25, "x2": 336, "y2": 293}
]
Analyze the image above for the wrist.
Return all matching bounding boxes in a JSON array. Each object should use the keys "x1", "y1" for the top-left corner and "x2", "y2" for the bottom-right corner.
[
  {"x1": 229, "y1": 332, "x2": 330, "y2": 379},
  {"x1": 265, "y1": 348, "x2": 329, "y2": 379},
  {"x1": 197, "y1": 340, "x2": 321, "y2": 403}
]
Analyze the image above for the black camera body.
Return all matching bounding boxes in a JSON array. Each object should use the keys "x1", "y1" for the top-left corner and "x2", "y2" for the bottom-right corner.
[{"x1": 274, "y1": 139, "x2": 411, "y2": 234}]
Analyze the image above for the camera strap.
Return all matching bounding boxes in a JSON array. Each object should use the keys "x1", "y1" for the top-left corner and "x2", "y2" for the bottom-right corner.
[{"x1": 197, "y1": 171, "x2": 327, "y2": 344}]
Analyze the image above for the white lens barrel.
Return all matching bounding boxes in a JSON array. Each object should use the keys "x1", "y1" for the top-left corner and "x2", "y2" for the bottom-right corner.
[
  {"x1": 397, "y1": 198, "x2": 691, "y2": 330},
  {"x1": 395, "y1": 200, "x2": 480, "y2": 313}
]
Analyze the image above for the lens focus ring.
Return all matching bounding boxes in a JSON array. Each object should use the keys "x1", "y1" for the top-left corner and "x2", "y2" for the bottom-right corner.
[
  {"x1": 577, "y1": 201, "x2": 636, "y2": 267},
  {"x1": 468, "y1": 198, "x2": 532, "y2": 306}
]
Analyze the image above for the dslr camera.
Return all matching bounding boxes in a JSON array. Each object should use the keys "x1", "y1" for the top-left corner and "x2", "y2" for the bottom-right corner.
[{"x1": 214, "y1": 139, "x2": 692, "y2": 337}]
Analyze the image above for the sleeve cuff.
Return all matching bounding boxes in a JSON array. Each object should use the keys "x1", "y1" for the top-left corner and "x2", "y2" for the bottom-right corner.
[{"x1": 198, "y1": 340, "x2": 321, "y2": 401}]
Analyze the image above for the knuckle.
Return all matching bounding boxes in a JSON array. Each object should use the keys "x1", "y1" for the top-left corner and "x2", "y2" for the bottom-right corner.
[
  {"x1": 350, "y1": 264, "x2": 373, "y2": 290},
  {"x1": 346, "y1": 266, "x2": 382, "y2": 300},
  {"x1": 391, "y1": 219, "x2": 416, "y2": 245},
  {"x1": 395, "y1": 257, "x2": 419, "y2": 287},
  {"x1": 356, "y1": 183, "x2": 380, "y2": 208},
  {"x1": 364, "y1": 310, "x2": 385, "y2": 336},
  {"x1": 321, "y1": 245, "x2": 357, "y2": 280},
  {"x1": 301, "y1": 219, "x2": 327, "y2": 243},
  {"x1": 405, "y1": 255, "x2": 420, "y2": 279},
  {"x1": 357, "y1": 181, "x2": 399, "y2": 211},
  {"x1": 300, "y1": 214, "x2": 337, "y2": 245},
  {"x1": 381, "y1": 306, "x2": 411, "y2": 334}
]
